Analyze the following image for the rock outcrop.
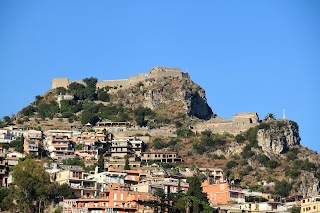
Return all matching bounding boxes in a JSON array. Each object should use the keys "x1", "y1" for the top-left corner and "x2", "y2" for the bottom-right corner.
[
  {"x1": 299, "y1": 171, "x2": 320, "y2": 198},
  {"x1": 185, "y1": 90, "x2": 213, "y2": 120},
  {"x1": 256, "y1": 120, "x2": 301, "y2": 155},
  {"x1": 119, "y1": 75, "x2": 214, "y2": 120}
]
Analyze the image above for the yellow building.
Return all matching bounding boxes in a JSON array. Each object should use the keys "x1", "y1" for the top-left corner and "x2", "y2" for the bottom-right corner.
[{"x1": 301, "y1": 196, "x2": 320, "y2": 213}]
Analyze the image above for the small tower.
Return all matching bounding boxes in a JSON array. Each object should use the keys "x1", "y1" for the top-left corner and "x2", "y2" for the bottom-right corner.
[{"x1": 282, "y1": 109, "x2": 286, "y2": 120}]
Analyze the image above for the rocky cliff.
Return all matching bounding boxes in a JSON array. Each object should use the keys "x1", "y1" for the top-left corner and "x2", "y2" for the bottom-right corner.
[
  {"x1": 256, "y1": 120, "x2": 301, "y2": 155},
  {"x1": 113, "y1": 76, "x2": 214, "y2": 120}
]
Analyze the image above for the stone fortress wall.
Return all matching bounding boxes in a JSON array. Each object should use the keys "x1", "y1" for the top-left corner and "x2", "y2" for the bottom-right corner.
[
  {"x1": 51, "y1": 66, "x2": 189, "y2": 91},
  {"x1": 193, "y1": 112, "x2": 260, "y2": 135}
]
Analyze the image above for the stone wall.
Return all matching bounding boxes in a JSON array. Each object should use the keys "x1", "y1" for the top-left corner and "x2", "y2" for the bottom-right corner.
[
  {"x1": 51, "y1": 66, "x2": 189, "y2": 90},
  {"x1": 193, "y1": 112, "x2": 260, "y2": 135},
  {"x1": 52, "y1": 78, "x2": 70, "y2": 89}
]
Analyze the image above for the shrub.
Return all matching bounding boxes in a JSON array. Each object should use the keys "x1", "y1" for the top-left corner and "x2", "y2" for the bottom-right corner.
[
  {"x1": 98, "y1": 91, "x2": 110, "y2": 102},
  {"x1": 176, "y1": 129, "x2": 195, "y2": 137},
  {"x1": 81, "y1": 110, "x2": 99, "y2": 125},
  {"x1": 266, "y1": 160, "x2": 280, "y2": 169},
  {"x1": 153, "y1": 138, "x2": 167, "y2": 149},
  {"x1": 256, "y1": 154, "x2": 270, "y2": 166},
  {"x1": 55, "y1": 87, "x2": 67, "y2": 95},
  {"x1": 225, "y1": 160, "x2": 238, "y2": 170},
  {"x1": 192, "y1": 142, "x2": 206, "y2": 155},
  {"x1": 273, "y1": 181, "x2": 292, "y2": 197},
  {"x1": 241, "y1": 144, "x2": 255, "y2": 159},
  {"x1": 235, "y1": 134, "x2": 246, "y2": 143}
]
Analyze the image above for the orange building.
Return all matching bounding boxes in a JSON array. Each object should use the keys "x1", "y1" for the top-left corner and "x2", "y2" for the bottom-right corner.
[
  {"x1": 63, "y1": 187, "x2": 154, "y2": 213},
  {"x1": 202, "y1": 179, "x2": 230, "y2": 205}
]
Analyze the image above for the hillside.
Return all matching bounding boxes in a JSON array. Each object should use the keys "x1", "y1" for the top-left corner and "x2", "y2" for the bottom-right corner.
[{"x1": 3, "y1": 67, "x2": 320, "y2": 198}]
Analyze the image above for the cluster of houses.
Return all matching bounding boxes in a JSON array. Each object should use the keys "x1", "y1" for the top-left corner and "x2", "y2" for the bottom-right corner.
[{"x1": 0, "y1": 122, "x2": 319, "y2": 213}]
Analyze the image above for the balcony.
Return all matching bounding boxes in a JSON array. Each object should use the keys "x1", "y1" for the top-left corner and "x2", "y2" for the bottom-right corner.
[
  {"x1": 0, "y1": 161, "x2": 6, "y2": 166},
  {"x1": 29, "y1": 146, "x2": 38, "y2": 151},
  {"x1": 0, "y1": 169, "x2": 6, "y2": 174},
  {"x1": 52, "y1": 143, "x2": 69, "y2": 147}
]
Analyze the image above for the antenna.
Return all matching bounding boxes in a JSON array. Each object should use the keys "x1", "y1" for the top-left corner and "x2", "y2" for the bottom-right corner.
[{"x1": 282, "y1": 109, "x2": 286, "y2": 120}]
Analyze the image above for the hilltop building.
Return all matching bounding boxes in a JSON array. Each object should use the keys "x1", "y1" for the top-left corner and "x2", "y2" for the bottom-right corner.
[{"x1": 192, "y1": 112, "x2": 260, "y2": 135}]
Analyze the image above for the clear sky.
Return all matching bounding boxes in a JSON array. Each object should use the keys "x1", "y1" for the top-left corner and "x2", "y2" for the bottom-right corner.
[{"x1": 0, "y1": 1, "x2": 319, "y2": 152}]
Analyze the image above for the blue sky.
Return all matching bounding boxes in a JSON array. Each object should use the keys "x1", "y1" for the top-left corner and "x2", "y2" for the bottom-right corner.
[{"x1": 0, "y1": 1, "x2": 319, "y2": 152}]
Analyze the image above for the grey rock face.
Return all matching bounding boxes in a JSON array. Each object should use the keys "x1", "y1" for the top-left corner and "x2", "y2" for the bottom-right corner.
[
  {"x1": 185, "y1": 91, "x2": 213, "y2": 120},
  {"x1": 299, "y1": 172, "x2": 320, "y2": 197},
  {"x1": 142, "y1": 78, "x2": 213, "y2": 120},
  {"x1": 256, "y1": 121, "x2": 300, "y2": 155}
]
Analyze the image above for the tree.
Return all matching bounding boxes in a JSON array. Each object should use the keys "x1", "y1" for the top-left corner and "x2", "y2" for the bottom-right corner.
[
  {"x1": 152, "y1": 188, "x2": 168, "y2": 212},
  {"x1": 9, "y1": 159, "x2": 71, "y2": 213},
  {"x1": 81, "y1": 110, "x2": 99, "y2": 125},
  {"x1": 175, "y1": 196, "x2": 212, "y2": 213},
  {"x1": 186, "y1": 176, "x2": 207, "y2": 203},
  {"x1": 83, "y1": 77, "x2": 98, "y2": 101},
  {"x1": 55, "y1": 86, "x2": 67, "y2": 95},
  {"x1": 83, "y1": 77, "x2": 98, "y2": 89},
  {"x1": 98, "y1": 154, "x2": 105, "y2": 172},
  {"x1": 133, "y1": 106, "x2": 155, "y2": 126},
  {"x1": 273, "y1": 181, "x2": 292, "y2": 197},
  {"x1": 98, "y1": 91, "x2": 110, "y2": 102},
  {"x1": 290, "y1": 205, "x2": 300, "y2": 213},
  {"x1": 153, "y1": 138, "x2": 167, "y2": 149},
  {"x1": 2, "y1": 116, "x2": 11, "y2": 124},
  {"x1": 0, "y1": 188, "x2": 8, "y2": 208},
  {"x1": 124, "y1": 155, "x2": 130, "y2": 170},
  {"x1": 265, "y1": 113, "x2": 276, "y2": 120},
  {"x1": 9, "y1": 136, "x2": 24, "y2": 153}
]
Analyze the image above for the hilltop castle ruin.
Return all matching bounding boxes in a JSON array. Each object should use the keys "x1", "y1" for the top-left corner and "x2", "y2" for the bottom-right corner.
[
  {"x1": 51, "y1": 66, "x2": 260, "y2": 135},
  {"x1": 52, "y1": 66, "x2": 190, "y2": 90}
]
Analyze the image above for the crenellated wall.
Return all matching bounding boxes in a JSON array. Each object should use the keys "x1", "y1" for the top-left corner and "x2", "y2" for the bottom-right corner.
[{"x1": 51, "y1": 66, "x2": 189, "y2": 90}]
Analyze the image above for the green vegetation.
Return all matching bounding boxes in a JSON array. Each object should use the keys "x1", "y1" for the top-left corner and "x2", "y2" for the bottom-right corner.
[
  {"x1": 273, "y1": 180, "x2": 292, "y2": 197},
  {"x1": 264, "y1": 113, "x2": 276, "y2": 120},
  {"x1": 61, "y1": 158, "x2": 85, "y2": 167},
  {"x1": 134, "y1": 106, "x2": 155, "y2": 126},
  {"x1": 290, "y1": 205, "x2": 301, "y2": 213},
  {"x1": 225, "y1": 160, "x2": 238, "y2": 170},
  {"x1": 176, "y1": 129, "x2": 195, "y2": 137},
  {"x1": 153, "y1": 138, "x2": 168, "y2": 149},
  {"x1": 55, "y1": 87, "x2": 67, "y2": 95},
  {"x1": 37, "y1": 101, "x2": 59, "y2": 119},
  {"x1": 124, "y1": 157, "x2": 130, "y2": 170},
  {"x1": 99, "y1": 103, "x2": 129, "y2": 122},
  {"x1": 81, "y1": 110, "x2": 99, "y2": 125},
  {"x1": 9, "y1": 136, "x2": 24, "y2": 153},
  {"x1": 1, "y1": 159, "x2": 71, "y2": 212},
  {"x1": 235, "y1": 134, "x2": 246, "y2": 142},
  {"x1": 286, "y1": 147, "x2": 299, "y2": 160}
]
